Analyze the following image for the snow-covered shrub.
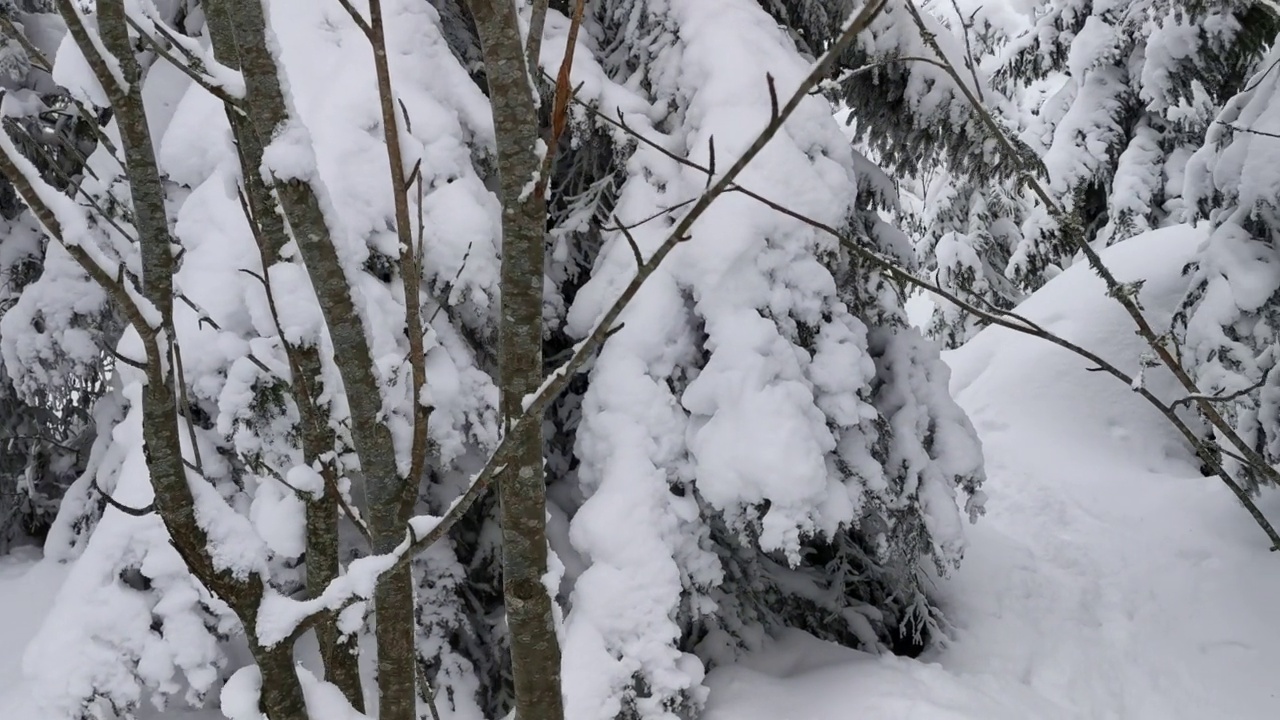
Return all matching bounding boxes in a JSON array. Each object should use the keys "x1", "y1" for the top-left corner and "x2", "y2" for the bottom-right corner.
[
  {"x1": 1003, "y1": 0, "x2": 1275, "y2": 255},
  {"x1": 0, "y1": 1, "x2": 987, "y2": 718},
  {"x1": 1174, "y1": 37, "x2": 1280, "y2": 492}
]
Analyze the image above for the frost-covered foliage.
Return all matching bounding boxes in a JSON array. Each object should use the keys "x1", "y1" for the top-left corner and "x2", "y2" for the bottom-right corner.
[
  {"x1": 917, "y1": 182, "x2": 1025, "y2": 347},
  {"x1": 763, "y1": 1, "x2": 1043, "y2": 347},
  {"x1": 0, "y1": 215, "x2": 102, "y2": 553},
  {"x1": 3, "y1": 1, "x2": 986, "y2": 719},
  {"x1": 0, "y1": 0, "x2": 109, "y2": 553},
  {"x1": 811, "y1": 0, "x2": 1276, "y2": 348},
  {"x1": 1174, "y1": 38, "x2": 1280, "y2": 492},
  {"x1": 552, "y1": 1, "x2": 984, "y2": 717},
  {"x1": 1001, "y1": 0, "x2": 1277, "y2": 256}
]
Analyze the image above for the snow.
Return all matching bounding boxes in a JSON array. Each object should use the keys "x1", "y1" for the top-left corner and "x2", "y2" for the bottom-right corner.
[
  {"x1": 7, "y1": 223, "x2": 1279, "y2": 719},
  {"x1": 0, "y1": 551, "x2": 69, "y2": 718},
  {"x1": 221, "y1": 665, "x2": 369, "y2": 720},
  {"x1": 699, "y1": 226, "x2": 1280, "y2": 719},
  {"x1": 5, "y1": 2, "x2": 1280, "y2": 719}
]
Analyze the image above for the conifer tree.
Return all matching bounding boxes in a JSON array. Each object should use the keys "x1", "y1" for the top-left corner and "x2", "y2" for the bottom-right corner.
[
  {"x1": 1174, "y1": 34, "x2": 1280, "y2": 493},
  {"x1": 1002, "y1": 0, "x2": 1276, "y2": 255},
  {"x1": 0, "y1": 0, "x2": 108, "y2": 552},
  {"x1": 0, "y1": 2, "x2": 987, "y2": 719}
]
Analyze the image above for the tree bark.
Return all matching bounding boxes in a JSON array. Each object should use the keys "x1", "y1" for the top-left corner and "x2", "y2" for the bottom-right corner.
[
  {"x1": 203, "y1": 4, "x2": 366, "y2": 708},
  {"x1": 465, "y1": 2, "x2": 564, "y2": 719},
  {"x1": 87, "y1": 3, "x2": 313, "y2": 718},
  {"x1": 207, "y1": 2, "x2": 419, "y2": 718}
]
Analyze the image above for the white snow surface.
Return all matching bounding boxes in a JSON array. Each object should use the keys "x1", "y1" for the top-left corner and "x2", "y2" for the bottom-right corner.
[
  {"x1": 704, "y1": 225, "x2": 1280, "y2": 720},
  {"x1": 4, "y1": 225, "x2": 1280, "y2": 718}
]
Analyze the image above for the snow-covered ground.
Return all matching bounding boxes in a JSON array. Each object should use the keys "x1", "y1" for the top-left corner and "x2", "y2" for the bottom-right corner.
[
  {"x1": 4, "y1": 226, "x2": 1280, "y2": 718},
  {"x1": 706, "y1": 226, "x2": 1280, "y2": 719}
]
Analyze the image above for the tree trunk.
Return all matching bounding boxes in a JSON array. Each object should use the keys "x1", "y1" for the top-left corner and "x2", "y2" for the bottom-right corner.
[
  {"x1": 465, "y1": 2, "x2": 565, "y2": 719},
  {"x1": 203, "y1": 3, "x2": 366, "y2": 708},
  {"x1": 86, "y1": 3, "x2": 315, "y2": 718},
  {"x1": 206, "y1": 1, "x2": 419, "y2": 718},
  {"x1": 251, "y1": 640, "x2": 311, "y2": 720}
]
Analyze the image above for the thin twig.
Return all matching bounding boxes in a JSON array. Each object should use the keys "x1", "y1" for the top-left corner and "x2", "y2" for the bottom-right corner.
[
  {"x1": 1173, "y1": 373, "x2": 1272, "y2": 409},
  {"x1": 600, "y1": 196, "x2": 698, "y2": 233},
  {"x1": 948, "y1": 0, "x2": 984, "y2": 102},
  {"x1": 169, "y1": 336, "x2": 206, "y2": 476},
  {"x1": 335, "y1": 0, "x2": 374, "y2": 39},
  {"x1": 91, "y1": 477, "x2": 155, "y2": 517},
  {"x1": 1216, "y1": 121, "x2": 1280, "y2": 140},
  {"x1": 277, "y1": 0, "x2": 896, "y2": 643},
  {"x1": 124, "y1": 15, "x2": 244, "y2": 112},
  {"x1": 364, "y1": 0, "x2": 431, "y2": 500}
]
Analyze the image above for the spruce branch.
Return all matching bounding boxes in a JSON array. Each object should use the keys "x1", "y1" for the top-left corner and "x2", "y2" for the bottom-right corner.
[
  {"x1": 556, "y1": 34, "x2": 1280, "y2": 551},
  {"x1": 901, "y1": 0, "x2": 1280, "y2": 488},
  {"x1": 272, "y1": 0, "x2": 895, "y2": 643}
]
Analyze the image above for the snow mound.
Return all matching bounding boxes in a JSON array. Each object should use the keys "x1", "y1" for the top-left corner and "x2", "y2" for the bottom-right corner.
[
  {"x1": 705, "y1": 225, "x2": 1280, "y2": 719},
  {"x1": 705, "y1": 629, "x2": 1066, "y2": 719},
  {"x1": 949, "y1": 222, "x2": 1208, "y2": 465},
  {"x1": 943, "y1": 224, "x2": 1280, "y2": 720}
]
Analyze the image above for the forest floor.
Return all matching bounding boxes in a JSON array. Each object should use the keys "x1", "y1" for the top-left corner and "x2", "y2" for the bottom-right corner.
[
  {"x1": 3, "y1": 226, "x2": 1279, "y2": 718},
  {"x1": 704, "y1": 226, "x2": 1280, "y2": 720}
]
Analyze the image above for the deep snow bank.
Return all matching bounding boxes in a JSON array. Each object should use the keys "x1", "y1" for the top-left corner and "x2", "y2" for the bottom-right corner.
[{"x1": 706, "y1": 225, "x2": 1280, "y2": 719}]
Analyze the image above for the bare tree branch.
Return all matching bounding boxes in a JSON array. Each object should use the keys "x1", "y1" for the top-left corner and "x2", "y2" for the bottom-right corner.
[
  {"x1": 525, "y1": 0, "x2": 550, "y2": 78},
  {"x1": 124, "y1": 14, "x2": 244, "y2": 111},
  {"x1": 278, "y1": 0, "x2": 896, "y2": 648},
  {"x1": 91, "y1": 477, "x2": 155, "y2": 516},
  {"x1": 365, "y1": 0, "x2": 430, "y2": 506},
  {"x1": 900, "y1": 0, "x2": 1280, "y2": 490},
  {"x1": 54, "y1": 0, "x2": 125, "y2": 99}
]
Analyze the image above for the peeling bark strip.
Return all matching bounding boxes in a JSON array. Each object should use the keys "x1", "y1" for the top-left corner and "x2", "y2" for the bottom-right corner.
[{"x1": 465, "y1": 1, "x2": 566, "y2": 720}]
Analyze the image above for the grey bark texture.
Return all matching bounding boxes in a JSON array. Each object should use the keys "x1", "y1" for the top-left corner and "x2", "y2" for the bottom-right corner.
[
  {"x1": 466, "y1": 2, "x2": 566, "y2": 720},
  {"x1": 88, "y1": 1, "x2": 313, "y2": 718},
  {"x1": 203, "y1": 3, "x2": 366, "y2": 708},
  {"x1": 208, "y1": 1, "x2": 419, "y2": 717}
]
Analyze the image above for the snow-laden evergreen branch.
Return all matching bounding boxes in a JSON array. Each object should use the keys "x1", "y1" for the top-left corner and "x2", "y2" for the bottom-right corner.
[
  {"x1": 254, "y1": 0, "x2": 894, "y2": 648},
  {"x1": 885, "y1": 0, "x2": 1280, "y2": 548}
]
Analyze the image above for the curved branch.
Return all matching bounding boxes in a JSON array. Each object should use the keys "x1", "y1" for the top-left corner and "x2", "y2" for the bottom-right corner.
[{"x1": 91, "y1": 477, "x2": 155, "y2": 517}]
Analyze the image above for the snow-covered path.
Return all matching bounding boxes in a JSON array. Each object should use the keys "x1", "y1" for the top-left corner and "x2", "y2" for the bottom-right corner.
[{"x1": 706, "y1": 227, "x2": 1280, "y2": 719}]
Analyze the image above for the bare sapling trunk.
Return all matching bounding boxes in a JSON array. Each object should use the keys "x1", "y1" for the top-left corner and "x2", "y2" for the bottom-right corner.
[
  {"x1": 465, "y1": 1, "x2": 565, "y2": 719},
  {"x1": 209, "y1": 0, "x2": 420, "y2": 717},
  {"x1": 200, "y1": 5, "x2": 367, "y2": 708}
]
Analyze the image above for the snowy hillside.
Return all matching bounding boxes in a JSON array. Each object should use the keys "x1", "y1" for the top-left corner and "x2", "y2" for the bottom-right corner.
[
  {"x1": 702, "y1": 225, "x2": 1280, "y2": 719},
  {"x1": 4, "y1": 226, "x2": 1278, "y2": 718}
]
